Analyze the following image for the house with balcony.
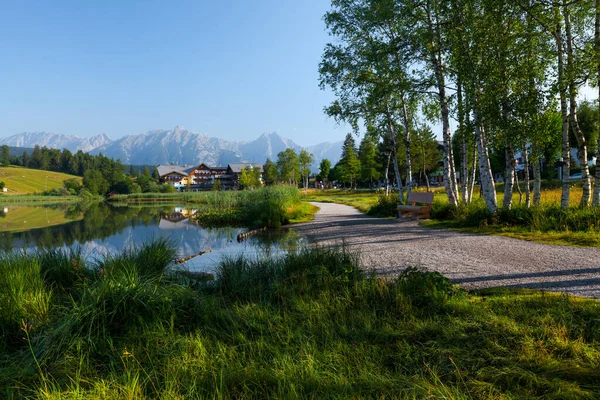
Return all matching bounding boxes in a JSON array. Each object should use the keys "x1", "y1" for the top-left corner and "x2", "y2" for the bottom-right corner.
[{"x1": 157, "y1": 162, "x2": 263, "y2": 191}]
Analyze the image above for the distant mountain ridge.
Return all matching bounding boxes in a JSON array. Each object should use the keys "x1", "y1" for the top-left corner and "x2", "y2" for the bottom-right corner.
[{"x1": 0, "y1": 126, "x2": 342, "y2": 170}]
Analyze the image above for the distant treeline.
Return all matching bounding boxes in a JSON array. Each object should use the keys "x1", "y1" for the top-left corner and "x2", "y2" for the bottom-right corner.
[{"x1": 0, "y1": 144, "x2": 170, "y2": 196}]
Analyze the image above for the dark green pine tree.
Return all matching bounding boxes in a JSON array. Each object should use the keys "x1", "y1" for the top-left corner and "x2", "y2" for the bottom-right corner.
[{"x1": 338, "y1": 133, "x2": 361, "y2": 189}]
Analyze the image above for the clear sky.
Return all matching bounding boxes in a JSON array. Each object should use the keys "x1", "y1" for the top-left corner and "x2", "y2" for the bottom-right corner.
[{"x1": 0, "y1": 0, "x2": 348, "y2": 146}]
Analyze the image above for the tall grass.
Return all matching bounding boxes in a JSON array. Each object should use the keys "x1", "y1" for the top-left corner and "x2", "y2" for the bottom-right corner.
[
  {"x1": 432, "y1": 197, "x2": 600, "y2": 233},
  {"x1": 0, "y1": 253, "x2": 52, "y2": 350},
  {"x1": 192, "y1": 185, "x2": 305, "y2": 228},
  {"x1": 2, "y1": 240, "x2": 600, "y2": 398}
]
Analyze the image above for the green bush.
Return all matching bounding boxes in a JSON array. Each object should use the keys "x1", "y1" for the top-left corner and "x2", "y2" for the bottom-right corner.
[{"x1": 367, "y1": 193, "x2": 400, "y2": 217}]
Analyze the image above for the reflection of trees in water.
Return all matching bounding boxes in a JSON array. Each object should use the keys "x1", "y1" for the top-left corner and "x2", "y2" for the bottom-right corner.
[
  {"x1": 0, "y1": 203, "x2": 171, "y2": 251},
  {"x1": 251, "y1": 228, "x2": 306, "y2": 255}
]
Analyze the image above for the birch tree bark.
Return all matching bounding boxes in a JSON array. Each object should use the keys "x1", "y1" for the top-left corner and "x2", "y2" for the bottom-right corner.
[
  {"x1": 474, "y1": 105, "x2": 498, "y2": 213},
  {"x1": 594, "y1": 0, "x2": 600, "y2": 206},
  {"x1": 563, "y1": 2, "x2": 591, "y2": 207},
  {"x1": 554, "y1": 6, "x2": 571, "y2": 209},
  {"x1": 469, "y1": 145, "x2": 477, "y2": 204},
  {"x1": 425, "y1": 0, "x2": 459, "y2": 206},
  {"x1": 401, "y1": 95, "x2": 413, "y2": 194},
  {"x1": 457, "y1": 80, "x2": 470, "y2": 205},
  {"x1": 386, "y1": 102, "x2": 404, "y2": 202}
]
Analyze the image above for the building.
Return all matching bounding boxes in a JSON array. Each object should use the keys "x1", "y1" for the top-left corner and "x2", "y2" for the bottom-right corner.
[{"x1": 157, "y1": 163, "x2": 263, "y2": 191}]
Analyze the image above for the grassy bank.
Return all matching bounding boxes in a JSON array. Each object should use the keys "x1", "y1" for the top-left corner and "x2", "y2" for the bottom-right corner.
[
  {"x1": 1, "y1": 240, "x2": 600, "y2": 398},
  {"x1": 186, "y1": 186, "x2": 317, "y2": 228},
  {"x1": 0, "y1": 166, "x2": 82, "y2": 196}
]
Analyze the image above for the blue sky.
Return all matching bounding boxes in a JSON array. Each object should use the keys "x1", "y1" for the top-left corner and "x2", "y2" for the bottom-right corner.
[{"x1": 0, "y1": 0, "x2": 348, "y2": 146}]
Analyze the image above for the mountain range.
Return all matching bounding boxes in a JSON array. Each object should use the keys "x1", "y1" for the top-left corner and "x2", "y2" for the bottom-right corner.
[{"x1": 0, "y1": 126, "x2": 343, "y2": 170}]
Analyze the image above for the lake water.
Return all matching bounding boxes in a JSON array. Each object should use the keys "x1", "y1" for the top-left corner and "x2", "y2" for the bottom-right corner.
[{"x1": 0, "y1": 203, "x2": 306, "y2": 273}]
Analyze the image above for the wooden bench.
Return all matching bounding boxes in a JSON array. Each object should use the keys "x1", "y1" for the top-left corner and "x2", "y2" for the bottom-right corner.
[{"x1": 397, "y1": 191, "x2": 434, "y2": 219}]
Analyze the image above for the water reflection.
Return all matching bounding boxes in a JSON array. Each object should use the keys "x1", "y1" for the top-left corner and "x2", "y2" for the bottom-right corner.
[{"x1": 0, "y1": 203, "x2": 306, "y2": 272}]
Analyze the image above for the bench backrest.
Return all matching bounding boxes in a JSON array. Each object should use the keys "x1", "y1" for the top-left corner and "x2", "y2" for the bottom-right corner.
[{"x1": 407, "y1": 191, "x2": 434, "y2": 204}]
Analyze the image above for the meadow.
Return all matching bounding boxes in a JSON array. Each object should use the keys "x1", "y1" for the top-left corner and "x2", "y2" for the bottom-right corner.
[
  {"x1": 0, "y1": 166, "x2": 81, "y2": 197},
  {"x1": 1, "y1": 239, "x2": 599, "y2": 399}
]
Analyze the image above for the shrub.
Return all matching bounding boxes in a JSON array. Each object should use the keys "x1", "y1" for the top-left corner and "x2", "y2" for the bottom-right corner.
[{"x1": 368, "y1": 193, "x2": 400, "y2": 217}]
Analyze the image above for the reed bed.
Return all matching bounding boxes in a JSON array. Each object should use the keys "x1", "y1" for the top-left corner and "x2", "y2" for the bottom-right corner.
[{"x1": 1, "y1": 240, "x2": 600, "y2": 398}]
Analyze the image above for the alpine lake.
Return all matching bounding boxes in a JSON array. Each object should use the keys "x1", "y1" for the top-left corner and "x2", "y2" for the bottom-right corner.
[{"x1": 0, "y1": 202, "x2": 307, "y2": 273}]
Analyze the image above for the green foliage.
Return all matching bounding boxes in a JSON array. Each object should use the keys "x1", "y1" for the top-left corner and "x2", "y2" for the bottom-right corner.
[
  {"x1": 239, "y1": 166, "x2": 261, "y2": 189},
  {"x1": 396, "y1": 267, "x2": 464, "y2": 310},
  {"x1": 158, "y1": 183, "x2": 176, "y2": 193},
  {"x1": 262, "y1": 158, "x2": 279, "y2": 185},
  {"x1": 298, "y1": 149, "x2": 314, "y2": 189},
  {"x1": 335, "y1": 133, "x2": 361, "y2": 189},
  {"x1": 276, "y1": 148, "x2": 300, "y2": 185},
  {"x1": 38, "y1": 247, "x2": 87, "y2": 293},
  {"x1": 0, "y1": 252, "x2": 52, "y2": 349},
  {"x1": 367, "y1": 193, "x2": 400, "y2": 217},
  {"x1": 317, "y1": 158, "x2": 331, "y2": 182},
  {"x1": 2, "y1": 241, "x2": 600, "y2": 398},
  {"x1": 244, "y1": 185, "x2": 301, "y2": 228},
  {"x1": 358, "y1": 134, "x2": 381, "y2": 186},
  {"x1": 83, "y1": 169, "x2": 109, "y2": 195},
  {"x1": 433, "y1": 198, "x2": 600, "y2": 233},
  {"x1": 63, "y1": 178, "x2": 81, "y2": 194},
  {"x1": 0, "y1": 145, "x2": 10, "y2": 166}
]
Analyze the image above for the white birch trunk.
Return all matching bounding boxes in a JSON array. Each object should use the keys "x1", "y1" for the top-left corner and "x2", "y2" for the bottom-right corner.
[
  {"x1": 458, "y1": 81, "x2": 469, "y2": 205},
  {"x1": 384, "y1": 152, "x2": 391, "y2": 197},
  {"x1": 555, "y1": 7, "x2": 571, "y2": 209},
  {"x1": 468, "y1": 146, "x2": 477, "y2": 204},
  {"x1": 594, "y1": 0, "x2": 600, "y2": 206},
  {"x1": 563, "y1": 3, "x2": 591, "y2": 207},
  {"x1": 401, "y1": 95, "x2": 413, "y2": 194},
  {"x1": 386, "y1": 103, "x2": 404, "y2": 202},
  {"x1": 474, "y1": 108, "x2": 497, "y2": 213},
  {"x1": 426, "y1": 0, "x2": 459, "y2": 205}
]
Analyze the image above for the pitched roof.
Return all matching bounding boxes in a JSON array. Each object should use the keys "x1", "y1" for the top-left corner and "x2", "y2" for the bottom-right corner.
[
  {"x1": 157, "y1": 165, "x2": 195, "y2": 177},
  {"x1": 228, "y1": 163, "x2": 263, "y2": 173}
]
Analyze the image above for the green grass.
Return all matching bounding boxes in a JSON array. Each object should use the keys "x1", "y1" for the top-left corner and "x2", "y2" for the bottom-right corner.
[
  {"x1": 0, "y1": 166, "x2": 82, "y2": 196},
  {"x1": 189, "y1": 186, "x2": 319, "y2": 228},
  {"x1": 1, "y1": 240, "x2": 600, "y2": 398},
  {"x1": 428, "y1": 197, "x2": 600, "y2": 247}
]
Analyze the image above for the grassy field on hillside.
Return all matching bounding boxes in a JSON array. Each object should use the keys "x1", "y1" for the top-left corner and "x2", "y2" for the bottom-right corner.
[
  {"x1": 0, "y1": 166, "x2": 81, "y2": 195},
  {"x1": 2, "y1": 240, "x2": 599, "y2": 398}
]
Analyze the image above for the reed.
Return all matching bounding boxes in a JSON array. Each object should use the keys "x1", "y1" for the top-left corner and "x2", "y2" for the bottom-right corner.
[{"x1": 2, "y1": 240, "x2": 600, "y2": 398}]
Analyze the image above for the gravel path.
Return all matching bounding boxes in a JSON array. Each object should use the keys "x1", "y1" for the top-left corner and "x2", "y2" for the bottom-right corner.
[{"x1": 295, "y1": 202, "x2": 600, "y2": 298}]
